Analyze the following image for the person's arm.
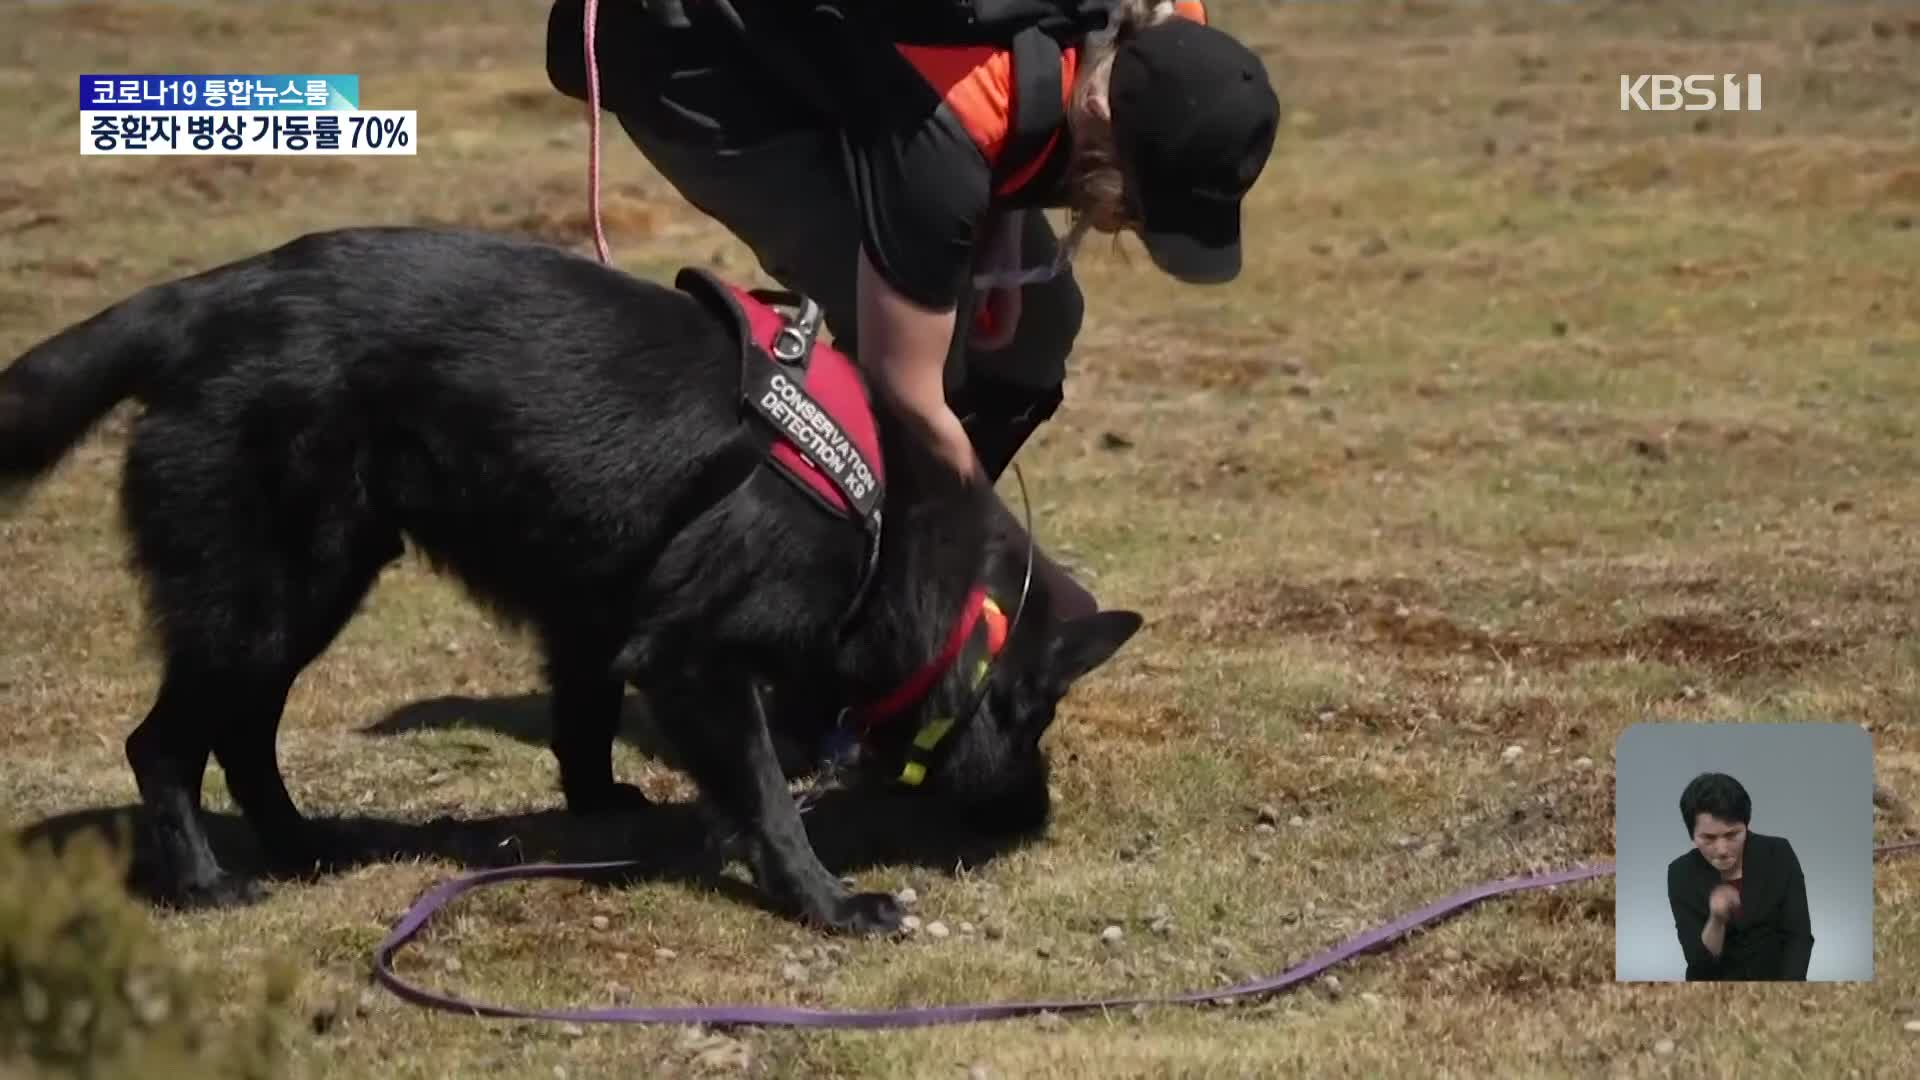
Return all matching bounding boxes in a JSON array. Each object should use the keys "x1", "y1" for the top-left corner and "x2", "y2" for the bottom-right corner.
[
  {"x1": 1700, "y1": 907, "x2": 1729, "y2": 960},
  {"x1": 1777, "y1": 844, "x2": 1815, "y2": 979},
  {"x1": 840, "y1": 109, "x2": 995, "y2": 487},
  {"x1": 1669, "y1": 860, "x2": 1726, "y2": 979},
  {"x1": 854, "y1": 250, "x2": 979, "y2": 485}
]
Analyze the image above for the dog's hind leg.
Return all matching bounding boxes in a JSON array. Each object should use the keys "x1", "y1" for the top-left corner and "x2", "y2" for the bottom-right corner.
[
  {"x1": 207, "y1": 672, "x2": 344, "y2": 880},
  {"x1": 206, "y1": 515, "x2": 400, "y2": 880},
  {"x1": 545, "y1": 635, "x2": 650, "y2": 815},
  {"x1": 123, "y1": 664, "x2": 248, "y2": 907},
  {"x1": 646, "y1": 666, "x2": 904, "y2": 935},
  {"x1": 122, "y1": 407, "x2": 400, "y2": 900}
]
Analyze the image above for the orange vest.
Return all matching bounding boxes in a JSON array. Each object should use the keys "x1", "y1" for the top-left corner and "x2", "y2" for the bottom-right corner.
[
  {"x1": 892, "y1": 1, "x2": 1210, "y2": 199},
  {"x1": 895, "y1": 44, "x2": 1082, "y2": 197}
]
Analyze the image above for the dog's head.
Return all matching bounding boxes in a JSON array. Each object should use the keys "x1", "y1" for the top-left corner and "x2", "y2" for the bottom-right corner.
[{"x1": 852, "y1": 598, "x2": 1144, "y2": 837}]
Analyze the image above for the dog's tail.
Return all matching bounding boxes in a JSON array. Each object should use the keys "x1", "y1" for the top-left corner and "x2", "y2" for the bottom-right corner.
[{"x1": 0, "y1": 274, "x2": 207, "y2": 493}]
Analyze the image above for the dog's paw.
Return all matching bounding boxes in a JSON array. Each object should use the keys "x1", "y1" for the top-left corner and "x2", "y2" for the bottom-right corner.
[
  {"x1": 265, "y1": 821, "x2": 363, "y2": 879},
  {"x1": 821, "y1": 890, "x2": 905, "y2": 937},
  {"x1": 565, "y1": 781, "x2": 653, "y2": 816},
  {"x1": 158, "y1": 873, "x2": 269, "y2": 912}
]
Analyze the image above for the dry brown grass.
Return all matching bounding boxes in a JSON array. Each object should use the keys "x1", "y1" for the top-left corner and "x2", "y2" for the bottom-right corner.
[{"x1": 3, "y1": 1, "x2": 1919, "y2": 1076}]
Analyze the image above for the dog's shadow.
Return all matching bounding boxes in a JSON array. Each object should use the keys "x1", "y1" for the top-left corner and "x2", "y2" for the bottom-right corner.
[
  {"x1": 361, "y1": 689, "x2": 824, "y2": 781},
  {"x1": 16, "y1": 691, "x2": 1038, "y2": 918}
]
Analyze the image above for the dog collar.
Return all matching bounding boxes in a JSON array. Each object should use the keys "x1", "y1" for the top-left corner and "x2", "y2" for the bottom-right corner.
[
  {"x1": 835, "y1": 587, "x2": 1008, "y2": 785},
  {"x1": 849, "y1": 586, "x2": 1004, "y2": 733}
]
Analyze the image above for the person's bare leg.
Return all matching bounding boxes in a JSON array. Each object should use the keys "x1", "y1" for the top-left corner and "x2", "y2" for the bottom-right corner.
[{"x1": 988, "y1": 493, "x2": 1097, "y2": 620}]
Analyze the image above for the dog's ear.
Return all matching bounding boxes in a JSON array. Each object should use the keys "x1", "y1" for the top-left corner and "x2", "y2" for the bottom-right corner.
[{"x1": 1041, "y1": 610, "x2": 1144, "y2": 697}]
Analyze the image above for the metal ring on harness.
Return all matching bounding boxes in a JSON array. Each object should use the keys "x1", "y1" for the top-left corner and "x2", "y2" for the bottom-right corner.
[{"x1": 770, "y1": 295, "x2": 824, "y2": 363}]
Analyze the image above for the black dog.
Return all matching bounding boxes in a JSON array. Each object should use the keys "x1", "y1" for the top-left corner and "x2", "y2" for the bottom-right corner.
[{"x1": 0, "y1": 225, "x2": 1141, "y2": 933}]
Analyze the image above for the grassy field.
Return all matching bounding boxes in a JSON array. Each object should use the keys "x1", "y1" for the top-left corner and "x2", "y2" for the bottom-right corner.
[{"x1": 4, "y1": 0, "x2": 1919, "y2": 1076}]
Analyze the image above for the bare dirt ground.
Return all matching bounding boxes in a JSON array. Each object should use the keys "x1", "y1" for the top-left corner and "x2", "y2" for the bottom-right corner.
[{"x1": 3, "y1": 1, "x2": 1918, "y2": 1076}]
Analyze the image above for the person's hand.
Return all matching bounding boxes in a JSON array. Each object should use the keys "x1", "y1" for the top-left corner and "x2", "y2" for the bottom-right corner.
[
  {"x1": 1708, "y1": 884, "x2": 1742, "y2": 923},
  {"x1": 968, "y1": 286, "x2": 1021, "y2": 350},
  {"x1": 968, "y1": 211, "x2": 1026, "y2": 350}
]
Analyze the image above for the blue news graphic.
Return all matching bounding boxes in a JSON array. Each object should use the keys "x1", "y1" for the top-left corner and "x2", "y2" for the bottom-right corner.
[
  {"x1": 78, "y1": 72, "x2": 412, "y2": 156},
  {"x1": 79, "y1": 74, "x2": 359, "y2": 111}
]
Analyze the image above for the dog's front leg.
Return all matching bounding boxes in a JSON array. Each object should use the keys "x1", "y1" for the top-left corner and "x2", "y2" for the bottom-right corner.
[{"x1": 655, "y1": 672, "x2": 903, "y2": 935}]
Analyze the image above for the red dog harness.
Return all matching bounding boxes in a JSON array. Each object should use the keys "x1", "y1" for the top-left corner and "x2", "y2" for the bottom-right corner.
[
  {"x1": 674, "y1": 268, "x2": 884, "y2": 529},
  {"x1": 673, "y1": 267, "x2": 1007, "y2": 770},
  {"x1": 674, "y1": 267, "x2": 886, "y2": 627}
]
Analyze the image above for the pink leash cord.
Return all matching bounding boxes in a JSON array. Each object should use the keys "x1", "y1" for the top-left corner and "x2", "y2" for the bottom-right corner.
[{"x1": 583, "y1": 0, "x2": 612, "y2": 264}]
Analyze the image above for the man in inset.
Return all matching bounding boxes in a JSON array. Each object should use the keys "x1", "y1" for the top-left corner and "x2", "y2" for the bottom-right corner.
[{"x1": 1665, "y1": 772, "x2": 1815, "y2": 981}]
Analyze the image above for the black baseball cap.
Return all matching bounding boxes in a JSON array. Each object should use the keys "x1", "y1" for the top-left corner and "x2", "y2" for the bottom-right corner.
[{"x1": 1110, "y1": 18, "x2": 1280, "y2": 284}]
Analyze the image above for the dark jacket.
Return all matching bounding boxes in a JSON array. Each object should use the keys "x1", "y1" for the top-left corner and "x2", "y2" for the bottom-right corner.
[{"x1": 1666, "y1": 831, "x2": 1814, "y2": 981}]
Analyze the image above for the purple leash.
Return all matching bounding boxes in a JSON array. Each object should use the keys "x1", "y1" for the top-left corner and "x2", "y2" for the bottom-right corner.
[{"x1": 372, "y1": 839, "x2": 1920, "y2": 1028}]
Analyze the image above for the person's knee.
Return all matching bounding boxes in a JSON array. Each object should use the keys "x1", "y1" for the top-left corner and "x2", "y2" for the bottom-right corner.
[{"x1": 951, "y1": 376, "x2": 1065, "y2": 482}]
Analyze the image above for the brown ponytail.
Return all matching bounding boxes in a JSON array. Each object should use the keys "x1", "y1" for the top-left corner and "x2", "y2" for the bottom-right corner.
[{"x1": 1059, "y1": 0, "x2": 1179, "y2": 260}]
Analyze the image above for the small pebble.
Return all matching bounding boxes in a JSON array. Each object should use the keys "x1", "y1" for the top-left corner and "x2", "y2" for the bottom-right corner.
[
  {"x1": 1904, "y1": 1019, "x2": 1920, "y2": 1034},
  {"x1": 1100, "y1": 925, "x2": 1124, "y2": 945},
  {"x1": 897, "y1": 887, "x2": 919, "y2": 907},
  {"x1": 553, "y1": 1067, "x2": 568, "y2": 1080},
  {"x1": 900, "y1": 915, "x2": 924, "y2": 934},
  {"x1": 443, "y1": 956, "x2": 463, "y2": 974},
  {"x1": 1034, "y1": 1011, "x2": 1066, "y2": 1031},
  {"x1": 927, "y1": 921, "x2": 951, "y2": 940},
  {"x1": 794, "y1": 947, "x2": 816, "y2": 963},
  {"x1": 1149, "y1": 915, "x2": 1174, "y2": 936},
  {"x1": 1361, "y1": 992, "x2": 1383, "y2": 1007},
  {"x1": 968, "y1": 1066, "x2": 991, "y2": 1080},
  {"x1": 1573, "y1": 756, "x2": 1593, "y2": 770},
  {"x1": 1035, "y1": 942, "x2": 1054, "y2": 959},
  {"x1": 1654, "y1": 1038, "x2": 1675, "y2": 1055},
  {"x1": 1289, "y1": 815, "x2": 1307, "y2": 828},
  {"x1": 559, "y1": 1022, "x2": 585, "y2": 1038},
  {"x1": 1210, "y1": 937, "x2": 1233, "y2": 958},
  {"x1": 984, "y1": 923, "x2": 1006, "y2": 941},
  {"x1": 1131, "y1": 1003, "x2": 1151, "y2": 1023},
  {"x1": 1321, "y1": 974, "x2": 1342, "y2": 997},
  {"x1": 1254, "y1": 822, "x2": 1276, "y2": 835},
  {"x1": 1442, "y1": 947, "x2": 1462, "y2": 962},
  {"x1": 782, "y1": 963, "x2": 809, "y2": 984},
  {"x1": 589, "y1": 915, "x2": 610, "y2": 931},
  {"x1": 654, "y1": 948, "x2": 677, "y2": 961},
  {"x1": 1256, "y1": 804, "x2": 1281, "y2": 825},
  {"x1": 1502, "y1": 744, "x2": 1523, "y2": 763},
  {"x1": 959, "y1": 921, "x2": 976, "y2": 936}
]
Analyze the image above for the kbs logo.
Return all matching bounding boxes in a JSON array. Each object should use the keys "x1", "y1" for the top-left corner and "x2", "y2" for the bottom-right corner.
[{"x1": 1619, "y1": 74, "x2": 1763, "y2": 111}]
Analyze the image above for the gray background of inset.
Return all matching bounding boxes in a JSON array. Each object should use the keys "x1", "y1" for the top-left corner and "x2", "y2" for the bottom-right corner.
[{"x1": 1614, "y1": 722, "x2": 1874, "y2": 982}]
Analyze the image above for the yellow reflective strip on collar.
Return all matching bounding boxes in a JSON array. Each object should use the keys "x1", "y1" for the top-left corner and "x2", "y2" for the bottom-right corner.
[
  {"x1": 898, "y1": 760, "x2": 928, "y2": 786},
  {"x1": 913, "y1": 716, "x2": 956, "y2": 751}
]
